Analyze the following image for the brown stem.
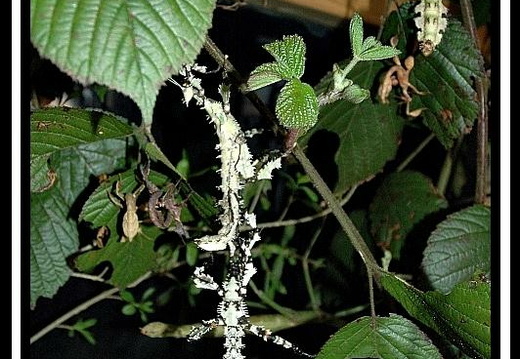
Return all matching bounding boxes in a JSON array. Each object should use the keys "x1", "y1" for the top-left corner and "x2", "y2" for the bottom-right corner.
[{"x1": 459, "y1": 0, "x2": 490, "y2": 205}]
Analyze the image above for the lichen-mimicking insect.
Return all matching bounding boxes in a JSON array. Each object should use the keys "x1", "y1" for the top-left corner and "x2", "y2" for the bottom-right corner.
[{"x1": 414, "y1": 0, "x2": 449, "y2": 56}]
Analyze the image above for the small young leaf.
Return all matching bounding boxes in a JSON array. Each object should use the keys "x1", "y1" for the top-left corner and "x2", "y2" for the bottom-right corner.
[
  {"x1": 299, "y1": 186, "x2": 319, "y2": 203},
  {"x1": 316, "y1": 313, "x2": 442, "y2": 359},
  {"x1": 120, "y1": 289, "x2": 136, "y2": 303},
  {"x1": 246, "y1": 62, "x2": 285, "y2": 92},
  {"x1": 142, "y1": 287, "x2": 156, "y2": 301},
  {"x1": 122, "y1": 304, "x2": 137, "y2": 316},
  {"x1": 74, "y1": 318, "x2": 98, "y2": 330},
  {"x1": 262, "y1": 34, "x2": 306, "y2": 79},
  {"x1": 275, "y1": 79, "x2": 319, "y2": 131},
  {"x1": 422, "y1": 205, "x2": 490, "y2": 294},
  {"x1": 339, "y1": 83, "x2": 370, "y2": 104},
  {"x1": 186, "y1": 242, "x2": 199, "y2": 267},
  {"x1": 78, "y1": 330, "x2": 96, "y2": 345},
  {"x1": 358, "y1": 37, "x2": 401, "y2": 61},
  {"x1": 349, "y1": 13, "x2": 364, "y2": 57}
]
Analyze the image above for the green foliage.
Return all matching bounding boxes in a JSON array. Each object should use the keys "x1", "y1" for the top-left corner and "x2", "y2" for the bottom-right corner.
[
  {"x1": 316, "y1": 313, "x2": 442, "y2": 359},
  {"x1": 369, "y1": 170, "x2": 448, "y2": 260},
  {"x1": 30, "y1": 0, "x2": 217, "y2": 126},
  {"x1": 67, "y1": 318, "x2": 98, "y2": 345},
  {"x1": 381, "y1": 7, "x2": 483, "y2": 148},
  {"x1": 247, "y1": 35, "x2": 319, "y2": 132},
  {"x1": 422, "y1": 205, "x2": 491, "y2": 293},
  {"x1": 300, "y1": 92, "x2": 404, "y2": 196},
  {"x1": 31, "y1": 186, "x2": 79, "y2": 308},
  {"x1": 29, "y1": 1, "x2": 490, "y2": 358},
  {"x1": 120, "y1": 287, "x2": 156, "y2": 322},
  {"x1": 381, "y1": 272, "x2": 491, "y2": 358},
  {"x1": 349, "y1": 13, "x2": 401, "y2": 61}
]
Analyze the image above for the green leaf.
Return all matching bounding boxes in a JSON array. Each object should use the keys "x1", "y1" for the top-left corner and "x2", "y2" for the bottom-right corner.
[
  {"x1": 31, "y1": 108, "x2": 133, "y2": 159},
  {"x1": 142, "y1": 287, "x2": 156, "y2": 301},
  {"x1": 275, "y1": 79, "x2": 319, "y2": 131},
  {"x1": 411, "y1": 20, "x2": 482, "y2": 148},
  {"x1": 369, "y1": 171, "x2": 448, "y2": 260},
  {"x1": 30, "y1": 155, "x2": 53, "y2": 192},
  {"x1": 122, "y1": 304, "x2": 137, "y2": 316},
  {"x1": 316, "y1": 313, "x2": 442, "y2": 359},
  {"x1": 74, "y1": 318, "x2": 98, "y2": 330},
  {"x1": 52, "y1": 139, "x2": 130, "y2": 206},
  {"x1": 74, "y1": 224, "x2": 160, "y2": 287},
  {"x1": 381, "y1": 272, "x2": 491, "y2": 358},
  {"x1": 186, "y1": 242, "x2": 199, "y2": 267},
  {"x1": 340, "y1": 83, "x2": 370, "y2": 104},
  {"x1": 262, "y1": 34, "x2": 306, "y2": 79},
  {"x1": 246, "y1": 62, "x2": 285, "y2": 92},
  {"x1": 422, "y1": 205, "x2": 491, "y2": 294},
  {"x1": 120, "y1": 289, "x2": 136, "y2": 303},
  {"x1": 349, "y1": 13, "x2": 364, "y2": 57},
  {"x1": 301, "y1": 64, "x2": 404, "y2": 196},
  {"x1": 379, "y1": 7, "x2": 483, "y2": 149},
  {"x1": 30, "y1": 0, "x2": 217, "y2": 126},
  {"x1": 79, "y1": 169, "x2": 169, "y2": 227},
  {"x1": 358, "y1": 41, "x2": 401, "y2": 61},
  {"x1": 78, "y1": 330, "x2": 97, "y2": 345},
  {"x1": 31, "y1": 187, "x2": 79, "y2": 308}
]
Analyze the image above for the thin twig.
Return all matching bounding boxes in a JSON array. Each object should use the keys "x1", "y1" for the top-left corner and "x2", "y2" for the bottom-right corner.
[
  {"x1": 203, "y1": 36, "x2": 282, "y2": 135},
  {"x1": 245, "y1": 184, "x2": 359, "y2": 230},
  {"x1": 459, "y1": 0, "x2": 489, "y2": 205},
  {"x1": 396, "y1": 133, "x2": 435, "y2": 172},
  {"x1": 70, "y1": 270, "x2": 108, "y2": 282},
  {"x1": 248, "y1": 280, "x2": 296, "y2": 318},
  {"x1": 203, "y1": 35, "x2": 383, "y2": 302},
  {"x1": 302, "y1": 220, "x2": 326, "y2": 311},
  {"x1": 292, "y1": 145, "x2": 381, "y2": 278},
  {"x1": 437, "y1": 136, "x2": 463, "y2": 196},
  {"x1": 30, "y1": 272, "x2": 152, "y2": 344}
]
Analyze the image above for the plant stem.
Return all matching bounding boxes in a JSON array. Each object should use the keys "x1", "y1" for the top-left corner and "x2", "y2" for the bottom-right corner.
[
  {"x1": 203, "y1": 36, "x2": 282, "y2": 136},
  {"x1": 342, "y1": 58, "x2": 360, "y2": 77},
  {"x1": 437, "y1": 148, "x2": 453, "y2": 196},
  {"x1": 437, "y1": 137, "x2": 463, "y2": 196},
  {"x1": 203, "y1": 35, "x2": 382, "y2": 286},
  {"x1": 302, "y1": 220, "x2": 326, "y2": 311},
  {"x1": 459, "y1": 0, "x2": 489, "y2": 205},
  {"x1": 30, "y1": 272, "x2": 151, "y2": 344},
  {"x1": 243, "y1": 184, "x2": 358, "y2": 230},
  {"x1": 396, "y1": 133, "x2": 435, "y2": 172},
  {"x1": 292, "y1": 145, "x2": 381, "y2": 280},
  {"x1": 248, "y1": 280, "x2": 296, "y2": 318}
]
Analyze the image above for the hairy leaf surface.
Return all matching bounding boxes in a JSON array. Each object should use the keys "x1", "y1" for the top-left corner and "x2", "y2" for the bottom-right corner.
[
  {"x1": 31, "y1": 0, "x2": 217, "y2": 125},
  {"x1": 31, "y1": 107, "x2": 133, "y2": 159},
  {"x1": 381, "y1": 272, "x2": 491, "y2": 358},
  {"x1": 31, "y1": 187, "x2": 79, "y2": 308},
  {"x1": 380, "y1": 6, "x2": 482, "y2": 148},
  {"x1": 422, "y1": 204, "x2": 490, "y2": 293},
  {"x1": 316, "y1": 313, "x2": 442, "y2": 359}
]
